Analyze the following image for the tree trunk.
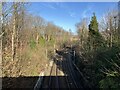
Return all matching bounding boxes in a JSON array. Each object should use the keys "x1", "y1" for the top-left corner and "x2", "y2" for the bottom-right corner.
[
  {"x1": 12, "y1": 3, "x2": 17, "y2": 61},
  {"x1": 110, "y1": 18, "x2": 113, "y2": 48},
  {"x1": 36, "y1": 33, "x2": 39, "y2": 44},
  {"x1": 12, "y1": 20, "x2": 16, "y2": 61},
  {"x1": 0, "y1": 33, "x2": 3, "y2": 89},
  {"x1": 0, "y1": 33, "x2": 4, "y2": 63}
]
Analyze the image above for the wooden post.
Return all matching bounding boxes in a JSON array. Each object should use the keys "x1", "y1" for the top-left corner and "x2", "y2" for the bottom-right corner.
[
  {"x1": 73, "y1": 50, "x2": 75, "y2": 63},
  {"x1": 54, "y1": 44, "x2": 55, "y2": 54},
  {"x1": 54, "y1": 37, "x2": 56, "y2": 55}
]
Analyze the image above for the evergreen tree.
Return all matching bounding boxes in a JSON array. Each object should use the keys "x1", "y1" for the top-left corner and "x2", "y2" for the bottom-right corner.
[
  {"x1": 89, "y1": 13, "x2": 99, "y2": 33},
  {"x1": 88, "y1": 13, "x2": 104, "y2": 50}
]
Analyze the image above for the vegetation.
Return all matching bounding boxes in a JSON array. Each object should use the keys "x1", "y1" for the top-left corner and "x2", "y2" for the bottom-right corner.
[
  {"x1": 1, "y1": 2, "x2": 71, "y2": 78},
  {"x1": 74, "y1": 7, "x2": 120, "y2": 88},
  {"x1": 1, "y1": 2, "x2": 120, "y2": 89}
]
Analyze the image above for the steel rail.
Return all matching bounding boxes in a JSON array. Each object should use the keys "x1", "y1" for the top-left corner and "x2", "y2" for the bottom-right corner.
[
  {"x1": 62, "y1": 59, "x2": 71, "y2": 89},
  {"x1": 55, "y1": 59, "x2": 59, "y2": 89}
]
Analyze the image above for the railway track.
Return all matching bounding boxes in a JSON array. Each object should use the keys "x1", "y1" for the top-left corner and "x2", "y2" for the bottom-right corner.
[
  {"x1": 35, "y1": 50, "x2": 86, "y2": 89},
  {"x1": 57, "y1": 58, "x2": 70, "y2": 89},
  {"x1": 48, "y1": 59, "x2": 59, "y2": 89},
  {"x1": 64, "y1": 58, "x2": 79, "y2": 88},
  {"x1": 40, "y1": 58, "x2": 59, "y2": 89}
]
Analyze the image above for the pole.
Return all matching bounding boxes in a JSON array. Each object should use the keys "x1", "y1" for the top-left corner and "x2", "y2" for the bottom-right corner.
[{"x1": 74, "y1": 50, "x2": 75, "y2": 63}]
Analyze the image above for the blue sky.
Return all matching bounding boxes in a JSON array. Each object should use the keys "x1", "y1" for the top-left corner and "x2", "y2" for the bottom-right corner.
[{"x1": 28, "y1": 2, "x2": 117, "y2": 34}]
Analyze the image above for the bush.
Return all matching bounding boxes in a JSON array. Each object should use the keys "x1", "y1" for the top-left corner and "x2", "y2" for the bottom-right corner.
[
  {"x1": 29, "y1": 39, "x2": 36, "y2": 49},
  {"x1": 99, "y1": 76, "x2": 120, "y2": 89}
]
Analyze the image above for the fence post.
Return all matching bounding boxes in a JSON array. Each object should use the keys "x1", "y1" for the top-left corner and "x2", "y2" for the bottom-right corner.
[{"x1": 73, "y1": 50, "x2": 75, "y2": 63}]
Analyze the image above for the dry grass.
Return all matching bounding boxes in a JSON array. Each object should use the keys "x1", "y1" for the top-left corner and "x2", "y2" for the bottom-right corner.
[
  {"x1": 2, "y1": 44, "x2": 49, "y2": 77},
  {"x1": 2, "y1": 44, "x2": 51, "y2": 88}
]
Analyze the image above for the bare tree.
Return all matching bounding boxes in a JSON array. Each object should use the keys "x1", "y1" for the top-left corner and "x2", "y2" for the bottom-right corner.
[
  {"x1": 76, "y1": 18, "x2": 88, "y2": 49},
  {"x1": 32, "y1": 16, "x2": 45, "y2": 44},
  {"x1": 1, "y1": 2, "x2": 12, "y2": 61},
  {"x1": 100, "y1": 10, "x2": 118, "y2": 47},
  {"x1": 118, "y1": 1, "x2": 120, "y2": 40}
]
